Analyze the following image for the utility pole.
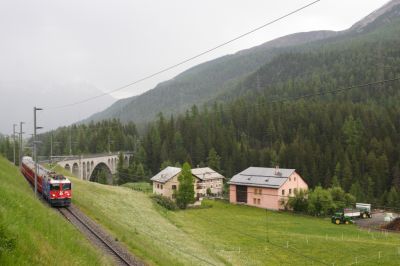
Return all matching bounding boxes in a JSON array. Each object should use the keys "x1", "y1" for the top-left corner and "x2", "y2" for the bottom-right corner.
[
  {"x1": 19, "y1": 122, "x2": 25, "y2": 168},
  {"x1": 33, "y1": 107, "x2": 43, "y2": 198},
  {"x1": 50, "y1": 133, "x2": 53, "y2": 164},
  {"x1": 49, "y1": 133, "x2": 60, "y2": 164},
  {"x1": 69, "y1": 127, "x2": 72, "y2": 156},
  {"x1": 108, "y1": 135, "x2": 111, "y2": 154},
  {"x1": 108, "y1": 135, "x2": 114, "y2": 154},
  {"x1": 13, "y1": 124, "x2": 17, "y2": 165}
]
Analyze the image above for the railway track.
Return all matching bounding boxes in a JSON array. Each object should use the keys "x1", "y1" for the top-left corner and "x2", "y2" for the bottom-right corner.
[{"x1": 58, "y1": 206, "x2": 142, "y2": 266}]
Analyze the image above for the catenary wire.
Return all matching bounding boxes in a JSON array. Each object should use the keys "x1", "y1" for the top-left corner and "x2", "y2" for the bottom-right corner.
[
  {"x1": 36, "y1": 75, "x2": 400, "y2": 153},
  {"x1": 44, "y1": 0, "x2": 322, "y2": 110}
]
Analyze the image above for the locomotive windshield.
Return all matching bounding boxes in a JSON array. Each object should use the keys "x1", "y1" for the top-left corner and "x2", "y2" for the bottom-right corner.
[
  {"x1": 62, "y1": 183, "x2": 71, "y2": 191},
  {"x1": 50, "y1": 184, "x2": 60, "y2": 191}
]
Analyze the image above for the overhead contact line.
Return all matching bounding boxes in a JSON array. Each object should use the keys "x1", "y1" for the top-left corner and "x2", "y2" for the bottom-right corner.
[{"x1": 45, "y1": 0, "x2": 321, "y2": 109}]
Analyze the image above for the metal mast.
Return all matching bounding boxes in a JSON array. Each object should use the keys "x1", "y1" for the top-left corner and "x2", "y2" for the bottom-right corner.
[
  {"x1": 13, "y1": 124, "x2": 17, "y2": 165},
  {"x1": 33, "y1": 107, "x2": 43, "y2": 198},
  {"x1": 19, "y1": 122, "x2": 25, "y2": 168}
]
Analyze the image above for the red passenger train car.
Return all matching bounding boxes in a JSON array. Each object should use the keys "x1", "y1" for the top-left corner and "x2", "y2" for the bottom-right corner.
[{"x1": 21, "y1": 156, "x2": 72, "y2": 207}]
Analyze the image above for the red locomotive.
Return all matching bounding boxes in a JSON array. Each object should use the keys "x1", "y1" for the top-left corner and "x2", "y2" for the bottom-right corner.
[{"x1": 21, "y1": 156, "x2": 72, "y2": 207}]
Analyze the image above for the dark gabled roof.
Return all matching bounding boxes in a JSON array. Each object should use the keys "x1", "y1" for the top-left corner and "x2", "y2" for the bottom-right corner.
[
  {"x1": 151, "y1": 166, "x2": 225, "y2": 184},
  {"x1": 150, "y1": 166, "x2": 181, "y2": 184},
  {"x1": 191, "y1": 167, "x2": 224, "y2": 180},
  {"x1": 228, "y1": 167, "x2": 295, "y2": 189}
]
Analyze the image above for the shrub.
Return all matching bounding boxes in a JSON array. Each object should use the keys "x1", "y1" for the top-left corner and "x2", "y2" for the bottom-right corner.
[
  {"x1": 308, "y1": 186, "x2": 336, "y2": 216},
  {"x1": 329, "y1": 186, "x2": 356, "y2": 210},
  {"x1": 201, "y1": 200, "x2": 214, "y2": 209},
  {"x1": 151, "y1": 194, "x2": 177, "y2": 210},
  {"x1": 286, "y1": 189, "x2": 308, "y2": 212}
]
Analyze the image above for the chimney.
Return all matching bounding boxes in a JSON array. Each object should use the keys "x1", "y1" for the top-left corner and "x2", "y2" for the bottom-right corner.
[{"x1": 275, "y1": 165, "x2": 280, "y2": 175}]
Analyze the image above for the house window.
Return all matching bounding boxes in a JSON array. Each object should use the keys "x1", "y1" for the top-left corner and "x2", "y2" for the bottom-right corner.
[
  {"x1": 253, "y1": 198, "x2": 256, "y2": 204},
  {"x1": 257, "y1": 199, "x2": 260, "y2": 205},
  {"x1": 282, "y1": 189, "x2": 285, "y2": 196},
  {"x1": 161, "y1": 185, "x2": 163, "y2": 189},
  {"x1": 294, "y1": 177, "x2": 296, "y2": 181},
  {"x1": 289, "y1": 189, "x2": 292, "y2": 195},
  {"x1": 157, "y1": 184, "x2": 159, "y2": 189},
  {"x1": 294, "y1": 188, "x2": 298, "y2": 194},
  {"x1": 289, "y1": 177, "x2": 291, "y2": 182},
  {"x1": 172, "y1": 185, "x2": 177, "y2": 190}
]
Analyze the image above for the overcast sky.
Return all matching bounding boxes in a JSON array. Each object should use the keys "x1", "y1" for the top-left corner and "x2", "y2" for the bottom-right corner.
[{"x1": 0, "y1": 0, "x2": 391, "y2": 134}]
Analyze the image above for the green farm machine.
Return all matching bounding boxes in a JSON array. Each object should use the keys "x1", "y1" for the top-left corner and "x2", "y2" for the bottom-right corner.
[{"x1": 331, "y1": 203, "x2": 372, "y2": 225}]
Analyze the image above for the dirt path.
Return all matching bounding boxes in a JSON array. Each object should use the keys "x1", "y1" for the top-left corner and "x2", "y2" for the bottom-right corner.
[{"x1": 354, "y1": 211, "x2": 400, "y2": 231}]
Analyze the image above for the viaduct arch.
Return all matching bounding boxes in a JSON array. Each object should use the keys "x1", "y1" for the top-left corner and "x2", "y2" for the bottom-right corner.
[{"x1": 56, "y1": 153, "x2": 132, "y2": 184}]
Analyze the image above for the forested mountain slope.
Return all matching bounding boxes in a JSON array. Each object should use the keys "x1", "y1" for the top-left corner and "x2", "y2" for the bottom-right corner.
[
  {"x1": 85, "y1": 0, "x2": 400, "y2": 125},
  {"x1": 138, "y1": 8, "x2": 400, "y2": 205},
  {"x1": 84, "y1": 32, "x2": 339, "y2": 124},
  {"x1": 24, "y1": 1, "x2": 400, "y2": 205}
]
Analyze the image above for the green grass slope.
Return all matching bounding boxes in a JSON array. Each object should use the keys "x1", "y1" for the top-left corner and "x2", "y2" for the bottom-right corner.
[
  {"x1": 0, "y1": 157, "x2": 112, "y2": 266},
  {"x1": 70, "y1": 177, "x2": 224, "y2": 266},
  {"x1": 68, "y1": 175, "x2": 400, "y2": 266}
]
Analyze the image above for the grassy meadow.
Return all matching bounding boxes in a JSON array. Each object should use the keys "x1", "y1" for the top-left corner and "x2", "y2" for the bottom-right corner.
[
  {"x1": 67, "y1": 174, "x2": 400, "y2": 266},
  {"x1": 121, "y1": 182, "x2": 152, "y2": 193},
  {"x1": 0, "y1": 157, "x2": 112, "y2": 265}
]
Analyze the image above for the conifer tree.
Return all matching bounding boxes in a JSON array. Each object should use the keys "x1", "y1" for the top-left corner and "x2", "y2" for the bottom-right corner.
[
  {"x1": 207, "y1": 148, "x2": 221, "y2": 171},
  {"x1": 176, "y1": 162, "x2": 195, "y2": 209}
]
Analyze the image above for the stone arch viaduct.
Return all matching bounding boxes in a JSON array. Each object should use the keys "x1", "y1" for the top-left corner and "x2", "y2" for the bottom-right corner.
[{"x1": 56, "y1": 153, "x2": 131, "y2": 182}]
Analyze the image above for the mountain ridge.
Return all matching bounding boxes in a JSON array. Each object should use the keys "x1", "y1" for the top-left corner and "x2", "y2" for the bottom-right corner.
[{"x1": 84, "y1": 0, "x2": 400, "y2": 125}]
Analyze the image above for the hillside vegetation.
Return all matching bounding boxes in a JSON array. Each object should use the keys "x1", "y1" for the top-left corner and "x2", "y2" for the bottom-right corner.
[
  {"x1": 84, "y1": 1, "x2": 400, "y2": 126},
  {"x1": 0, "y1": 156, "x2": 111, "y2": 265},
  {"x1": 12, "y1": 2, "x2": 399, "y2": 206},
  {"x1": 134, "y1": 12, "x2": 400, "y2": 206},
  {"x1": 69, "y1": 175, "x2": 400, "y2": 265}
]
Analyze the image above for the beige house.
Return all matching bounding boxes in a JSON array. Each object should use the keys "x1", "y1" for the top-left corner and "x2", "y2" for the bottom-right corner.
[{"x1": 151, "y1": 166, "x2": 224, "y2": 200}]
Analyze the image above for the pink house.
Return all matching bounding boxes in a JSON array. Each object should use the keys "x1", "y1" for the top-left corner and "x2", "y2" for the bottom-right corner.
[{"x1": 228, "y1": 166, "x2": 308, "y2": 210}]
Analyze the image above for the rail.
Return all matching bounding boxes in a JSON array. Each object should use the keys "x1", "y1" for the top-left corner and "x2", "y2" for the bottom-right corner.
[{"x1": 58, "y1": 206, "x2": 140, "y2": 266}]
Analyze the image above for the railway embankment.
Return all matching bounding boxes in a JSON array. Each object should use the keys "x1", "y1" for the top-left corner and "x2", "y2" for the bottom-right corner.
[{"x1": 0, "y1": 156, "x2": 112, "y2": 265}]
